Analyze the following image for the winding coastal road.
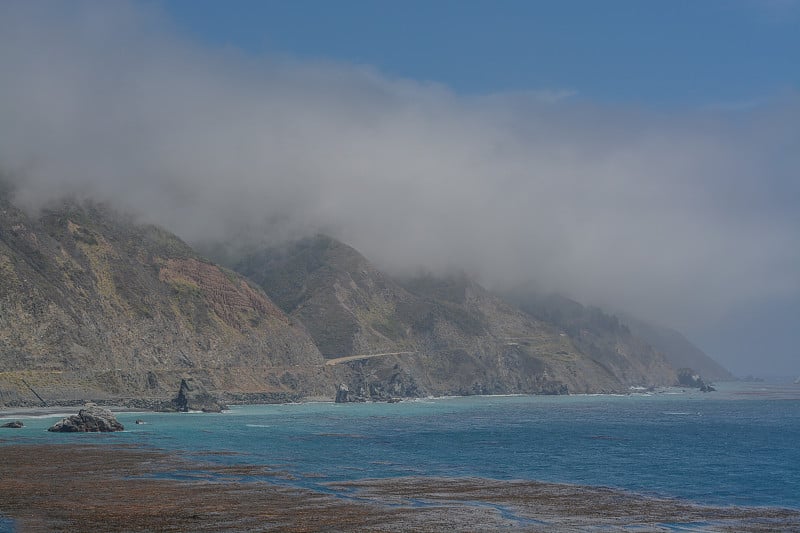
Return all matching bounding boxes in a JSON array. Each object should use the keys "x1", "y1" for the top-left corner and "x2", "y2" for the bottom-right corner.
[{"x1": 324, "y1": 351, "x2": 416, "y2": 366}]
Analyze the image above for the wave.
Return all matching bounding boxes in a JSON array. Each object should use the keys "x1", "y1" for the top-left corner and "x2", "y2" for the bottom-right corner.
[{"x1": 0, "y1": 412, "x2": 73, "y2": 420}]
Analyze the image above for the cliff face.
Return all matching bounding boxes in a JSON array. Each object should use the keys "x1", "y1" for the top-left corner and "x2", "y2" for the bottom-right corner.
[
  {"x1": 233, "y1": 236, "x2": 676, "y2": 399},
  {"x1": 0, "y1": 198, "x2": 328, "y2": 406},
  {"x1": 0, "y1": 191, "x2": 712, "y2": 407},
  {"x1": 619, "y1": 314, "x2": 733, "y2": 382},
  {"x1": 503, "y1": 292, "x2": 678, "y2": 389},
  {"x1": 234, "y1": 235, "x2": 414, "y2": 359},
  {"x1": 505, "y1": 290, "x2": 731, "y2": 384}
]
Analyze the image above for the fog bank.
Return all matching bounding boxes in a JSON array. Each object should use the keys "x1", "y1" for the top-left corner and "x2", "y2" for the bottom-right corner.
[{"x1": 1, "y1": 1, "x2": 798, "y2": 338}]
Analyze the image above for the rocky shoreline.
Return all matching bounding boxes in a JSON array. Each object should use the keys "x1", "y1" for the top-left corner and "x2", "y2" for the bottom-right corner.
[
  {"x1": 0, "y1": 443, "x2": 798, "y2": 532},
  {"x1": 0, "y1": 385, "x2": 718, "y2": 418}
]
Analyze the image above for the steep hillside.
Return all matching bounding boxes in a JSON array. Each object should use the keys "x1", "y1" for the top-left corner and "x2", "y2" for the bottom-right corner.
[
  {"x1": 0, "y1": 195, "x2": 328, "y2": 406},
  {"x1": 234, "y1": 235, "x2": 414, "y2": 359},
  {"x1": 233, "y1": 236, "x2": 676, "y2": 398},
  {"x1": 0, "y1": 188, "x2": 691, "y2": 406},
  {"x1": 500, "y1": 292, "x2": 678, "y2": 388},
  {"x1": 619, "y1": 314, "x2": 733, "y2": 381}
]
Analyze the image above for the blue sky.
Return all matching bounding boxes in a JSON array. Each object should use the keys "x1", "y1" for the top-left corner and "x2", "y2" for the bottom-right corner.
[
  {"x1": 1, "y1": 1, "x2": 798, "y2": 376},
  {"x1": 162, "y1": 0, "x2": 800, "y2": 108}
]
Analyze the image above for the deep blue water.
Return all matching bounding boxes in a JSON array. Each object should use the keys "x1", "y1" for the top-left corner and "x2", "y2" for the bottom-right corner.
[{"x1": 3, "y1": 382, "x2": 800, "y2": 510}]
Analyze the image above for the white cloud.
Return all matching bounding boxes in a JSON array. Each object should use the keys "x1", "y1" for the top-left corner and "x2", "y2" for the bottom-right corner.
[{"x1": 0, "y1": 1, "x2": 798, "y2": 333}]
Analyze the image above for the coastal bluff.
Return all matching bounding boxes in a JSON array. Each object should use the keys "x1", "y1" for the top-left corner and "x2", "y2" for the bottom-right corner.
[{"x1": 0, "y1": 191, "x2": 729, "y2": 407}]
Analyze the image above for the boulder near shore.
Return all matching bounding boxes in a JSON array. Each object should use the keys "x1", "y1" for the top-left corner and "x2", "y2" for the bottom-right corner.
[{"x1": 48, "y1": 406, "x2": 124, "y2": 432}]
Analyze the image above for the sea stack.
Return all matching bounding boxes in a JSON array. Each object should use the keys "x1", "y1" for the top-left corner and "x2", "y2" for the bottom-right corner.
[
  {"x1": 170, "y1": 378, "x2": 226, "y2": 413},
  {"x1": 48, "y1": 406, "x2": 124, "y2": 432}
]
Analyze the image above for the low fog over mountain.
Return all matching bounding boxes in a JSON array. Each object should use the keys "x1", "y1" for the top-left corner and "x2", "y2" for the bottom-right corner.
[{"x1": 1, "y1": 2, "x2": 798, "y2": 375}]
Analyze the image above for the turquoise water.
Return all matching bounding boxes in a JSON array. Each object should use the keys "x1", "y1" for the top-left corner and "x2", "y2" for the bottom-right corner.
[{"x1": 4, "y1": 382, "x2": 800, "y2": 510}]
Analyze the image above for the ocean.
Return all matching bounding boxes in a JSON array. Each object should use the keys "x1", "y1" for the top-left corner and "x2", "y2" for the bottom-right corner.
[{"x1": 3, "y1": 382, "x2": 800, "y2": 515}]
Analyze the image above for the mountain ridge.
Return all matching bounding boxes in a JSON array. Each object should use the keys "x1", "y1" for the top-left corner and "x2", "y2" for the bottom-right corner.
[
  {"x1": 0, "y1": 191, "x2": 730, "y2": 407},
  {"x1": 231, "y1": 235, "x2": 683, "y2": 399},
  {"x1": 618, "y1": 313, "x2": 733, "y2": 382},
  {"x1": 0, "y1": 196, "x2": 331, "y2": 406}
]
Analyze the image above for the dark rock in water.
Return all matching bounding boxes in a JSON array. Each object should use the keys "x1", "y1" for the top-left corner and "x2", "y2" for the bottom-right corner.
[
  {"x1": 335, "y1": 383, "x2": 368, "y2": 403},
  {"x1": 677, "y1": 368, "x2": 704, "y2": 387},
  {"x1": 48, "y1": 406, "x2": 124, "y2": 432},
  {"x1": 335, "y1": 383, "x2": 351, "y2": 403},
  {"x1": 336, "y1": 366, "x2": 420, "y2": 403},
  {"x1": 539, "y1": 381, "x2": 570, "y2": 395},
  {"x1": 1, "y1": 421, "x2": 23, "y2": 428},
  {"x1": 171, "y1": 378, "x2": 226, "y2": 412},
  {"x1": 678, "y1": 368, "x2": 715, "y2": 392}
]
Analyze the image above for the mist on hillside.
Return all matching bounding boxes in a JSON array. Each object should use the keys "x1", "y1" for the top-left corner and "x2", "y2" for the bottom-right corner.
[{"x1": 1, "y1": 1, "x2": 798, "y2": 351}]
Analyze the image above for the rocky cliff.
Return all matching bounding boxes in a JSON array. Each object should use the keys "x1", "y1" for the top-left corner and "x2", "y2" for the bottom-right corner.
[
  {"x1": 618, "y1": 314, "x2": 733, "y2": 382},
  {"x1": 0, "y1": 196, "x2": 329, "y2": 406},
  {"x1": 232, "y1": 236, "x2": 677, "y2": 399},
  {"x1": 0, "y1": 189, "x2": 721, "y2": 407},
  {"x1": 502, "y1": 292, "x2": 680, "y2": 390}
]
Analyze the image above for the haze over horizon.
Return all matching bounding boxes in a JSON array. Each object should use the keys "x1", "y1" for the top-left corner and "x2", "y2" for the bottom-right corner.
[{"x1": 0, "y1": 1, "x2": 798, "y2": 377}]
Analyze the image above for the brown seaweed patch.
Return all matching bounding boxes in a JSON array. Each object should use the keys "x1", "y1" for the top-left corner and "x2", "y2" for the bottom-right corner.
[
  {"x1": 331, "y1": 477, "x2": 800, "y2": 531},
  {"x1": 1, "y1": 444, "x2": 799, "y2": 532}
]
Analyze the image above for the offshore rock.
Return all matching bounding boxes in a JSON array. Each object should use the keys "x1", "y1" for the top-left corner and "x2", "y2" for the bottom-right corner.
[
  {"x1": 335, "y1": 383, "x2": 350, "y2": 403},
  {"x1": 48, "y1": 406, "x2": 124, "y2": 432},
  {"x1": 171, "y1": 378, "x2": 226, "y2": 412},
  {"x1": 678, "y1": 368, "x2": 715, "y2": 392},
  {"x1": 1, "y1": 421, "x2": 23, "y2": 428},
  {"x1": 539, "y1": 381, "x2": 569, "y2": 395},
  {"x1": 334, "y1": 383, "x2": 367, "y2": 403}
]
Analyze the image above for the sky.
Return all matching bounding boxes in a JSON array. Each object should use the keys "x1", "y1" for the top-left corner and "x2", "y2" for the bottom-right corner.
[
  {"x1": 0, "y1": 1, "x2": 798, "y2": 377},
  {"x1": 163, "y1": 0, "x2": 800, "y2": 108}
]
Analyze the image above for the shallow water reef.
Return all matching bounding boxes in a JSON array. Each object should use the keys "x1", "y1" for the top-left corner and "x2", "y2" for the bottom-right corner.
[{"x1": 0, "y1": 443, "x2": 798, "y2": 532}]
